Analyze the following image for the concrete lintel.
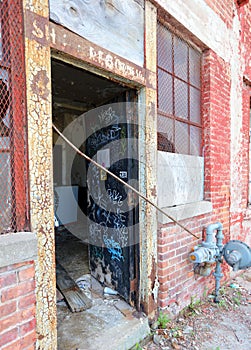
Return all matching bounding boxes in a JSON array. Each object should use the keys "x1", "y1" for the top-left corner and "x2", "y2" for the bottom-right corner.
[
  {"x1": 158, "y1": 200, "x2": 212, "y2": 224},
  {"x1": 0, "y1": 232, "x2": 37, "y2": 268}
]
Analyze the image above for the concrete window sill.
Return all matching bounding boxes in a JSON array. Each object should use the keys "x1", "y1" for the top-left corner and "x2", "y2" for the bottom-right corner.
[
  {"x1": 158, "y1": 200, "x2": 212, "y2": 224},
  {"x1": 0, "y1": 232, "x2": 37, "y2": 268}
]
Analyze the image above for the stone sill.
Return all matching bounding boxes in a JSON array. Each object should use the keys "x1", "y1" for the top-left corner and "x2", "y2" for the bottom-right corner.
[
  {"x1": 0, "y1": 232, "x2": 37, "y2": 268},
  {"x1": 158, "y1": 200, "x2": 212, "y2": 225}
]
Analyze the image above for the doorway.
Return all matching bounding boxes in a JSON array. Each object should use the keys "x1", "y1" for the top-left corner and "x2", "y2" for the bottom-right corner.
[{"x1": 51, "y1": 58, "x2": 141, "y2": 346}]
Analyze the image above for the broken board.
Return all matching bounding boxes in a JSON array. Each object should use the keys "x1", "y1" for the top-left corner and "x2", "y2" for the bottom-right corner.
[{"x1": 56, "y1": 262, "x2": 92, "y2": 312}]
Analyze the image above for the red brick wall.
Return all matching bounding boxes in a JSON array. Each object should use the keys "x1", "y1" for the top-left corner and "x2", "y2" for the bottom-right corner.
[
  {"x1": 242, "y1": 83, "x2": 251, "y2": 247},
  {"x1": 240, "y1": 0, "x2": 251, "y2": 208},
  {"x1": 157, "y1": 49, "x2": 232, "y2": 313},
  {"x1": 230, "y1": 1, "x2": 251, "y2": 243},
  {"x1": 238, "y1": 0, "x2": 251, "y2": 206},
  {"x1": 239, "y1": 86, "x2": 250, "y2": 210},
  {"x1": 0, "y1": 261, "x2": 36, "y2": 350},
  {"x1": 241, "y1": 0, "x2": 251, "y2": 240},
  {"x1": 202, "y1": 50, "x2": 231, "y2": 236},
  {"x1": 158, "y1": 216, "x2": 212, "y2": 312},
  {"x1": 242, "y1": 2, "x2": 251, "y2": 80},
  {"x1": 204, "y1": 0, "x2": 234, "y2": 28}
]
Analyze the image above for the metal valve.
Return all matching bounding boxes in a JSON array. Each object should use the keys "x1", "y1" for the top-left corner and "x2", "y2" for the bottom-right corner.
[
  {"x1": 223, "y1": 240, "x2": 251, "y2": 271},
  {"x1": 189, "y1": 222, "x2": 251, "y2": 303},
  {"x1": 189, "y1": 246, "x2": 217, "y2": 264}
]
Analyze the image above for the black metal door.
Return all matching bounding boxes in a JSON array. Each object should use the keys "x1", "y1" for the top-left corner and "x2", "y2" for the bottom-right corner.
[{"x1": 85, "y1": 95, "x2": 139, "y2": 306}]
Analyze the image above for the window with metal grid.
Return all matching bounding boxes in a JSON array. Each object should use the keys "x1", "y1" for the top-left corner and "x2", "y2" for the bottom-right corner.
[
  {"x1": 0, "y1": 0, "x2": 28, "y2": 234},
  {"x1": 157, "y1": 22, "x2": 202, "y2": 156}
]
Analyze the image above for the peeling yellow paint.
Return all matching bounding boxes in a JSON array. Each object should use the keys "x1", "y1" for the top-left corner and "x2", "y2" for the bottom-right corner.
[
  {"x1": 24, "y1": 0, "x2": 49, "y2": 17},
  {"x1": 23, "y1": 1, "x2": 57, "y2": 348}
]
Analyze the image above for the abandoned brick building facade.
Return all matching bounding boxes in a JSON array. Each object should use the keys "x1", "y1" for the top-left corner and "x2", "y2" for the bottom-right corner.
[{"x1": 0, "y1": 0, "x2": 251, "y2": 349}]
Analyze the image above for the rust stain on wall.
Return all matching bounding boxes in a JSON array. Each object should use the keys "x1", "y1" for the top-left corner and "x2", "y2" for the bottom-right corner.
[
  {"x1": 31, "y1": 70, "x2": 50, "y2": 99},
  {"x1": 146, "y1": 70, "x2": 157, "y2": 89},
  {"x1": 49, "y1": 22, "x2": 146, "y2": 86},
  {"x1": 25, "y1": 10, "x2": 49, "y2": 46}
]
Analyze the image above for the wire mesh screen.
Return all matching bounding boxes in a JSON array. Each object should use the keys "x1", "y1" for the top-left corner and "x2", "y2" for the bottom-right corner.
[
  {"x1": 157, "y1": 22, "x2": 202, "y2": 156},
  {"x1": 0, "y1": 0, "x2": 28, "y2": 233}
]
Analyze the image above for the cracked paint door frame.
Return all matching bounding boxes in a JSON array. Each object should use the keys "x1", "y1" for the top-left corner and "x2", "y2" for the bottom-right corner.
[
  {"x1": 23, "y1": 0, "x2": 158, "y2": 348},
  {"x1": 23, "y1": 1, "x2": 57, "y2": 349}
]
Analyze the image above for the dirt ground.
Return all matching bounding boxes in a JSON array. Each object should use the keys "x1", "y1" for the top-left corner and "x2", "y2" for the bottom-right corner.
[{"x1": 140, "y1": 269, "x2": 251, "y2": 350}]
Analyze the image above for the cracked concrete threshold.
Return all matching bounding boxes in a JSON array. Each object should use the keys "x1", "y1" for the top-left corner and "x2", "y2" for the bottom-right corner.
[
  {"x1": 57, "y1": 285, "x2": 150, "y2": 350},
  {"x1": 56, "y1": 228, "x2": 150, "y2": 350}
]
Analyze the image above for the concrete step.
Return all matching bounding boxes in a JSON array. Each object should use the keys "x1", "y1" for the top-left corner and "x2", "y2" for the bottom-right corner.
[{"x1": 83, "y1": 314, "x2": 150, "y2": 350}]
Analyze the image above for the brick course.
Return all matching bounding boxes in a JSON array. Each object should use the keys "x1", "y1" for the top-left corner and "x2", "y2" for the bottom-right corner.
[
  {"x1": 158, "y1": 49, "x2": 232, "y2": 313},
  {"x1": 205, "y1": 0, "x2": 234, "y2": 28},
  {"x1": 0, "y1": 261, "x2": 36, "y2": 350}
]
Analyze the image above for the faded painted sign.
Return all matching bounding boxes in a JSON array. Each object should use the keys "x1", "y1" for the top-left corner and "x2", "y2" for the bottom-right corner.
[{"x1": 89, "y1": 47, "x2": 145, "y2": 83}]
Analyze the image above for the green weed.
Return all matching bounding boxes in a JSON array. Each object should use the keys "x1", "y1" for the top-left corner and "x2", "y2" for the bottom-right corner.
[
  {"x1": 233, "y1": 296, "x2": 241, "y2": 306},
  {"x1": 217, "y1": 299, "x2": 227, "y2": 308},
  {"x1": 232, "y1": 290, "x2": 242, "y2": 306},
  {"x1": 170, "y1": 326, "x2": 182, "y2": 338},
  {"x1": 188, "y1": 296, "x2": 201, "y2": 312},
  {"x1": 157, "y1": 311, "x2": 171, "y2": 329},
  {"x1": 219, "y1": 286, "x2": 226, "y2": 295}
]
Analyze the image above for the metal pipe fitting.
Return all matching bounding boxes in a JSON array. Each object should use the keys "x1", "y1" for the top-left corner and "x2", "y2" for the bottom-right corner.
[
  {"x1": 189, "y1": 222, "x2": 224, "y2": 302},
  {"x1": 190, "y1": 222, "x2": 251, "y2": 303},
  {"x1": 204, "y1": 222, "x2": 223, "y2": 249}
]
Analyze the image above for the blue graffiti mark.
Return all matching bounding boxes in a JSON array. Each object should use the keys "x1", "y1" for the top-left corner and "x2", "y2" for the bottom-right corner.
[
  {"x1": 92, "y1": 246, "x2": 104, "y2": 260},
  {"x1": 103, "y1": 236, "x2": 124, "y2": 262}
]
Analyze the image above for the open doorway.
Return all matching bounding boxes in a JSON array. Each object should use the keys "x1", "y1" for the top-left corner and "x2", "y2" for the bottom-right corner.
[{"x1": 51, "y1": 58, "x2": 142, "y2": 347}]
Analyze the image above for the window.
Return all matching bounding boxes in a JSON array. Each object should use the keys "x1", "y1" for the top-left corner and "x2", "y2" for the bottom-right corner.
[
  {"x1": 156, "y1": 22, "x2": 211, "y2": 221},
  {"x1": 157, "y1": 22, "x2": 202, "y2": 156}
]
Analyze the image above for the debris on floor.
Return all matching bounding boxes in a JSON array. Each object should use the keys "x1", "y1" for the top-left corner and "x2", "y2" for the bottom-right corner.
[
  {"x1": 137, "y1": 269, "x2": 251, "y2": 350},
  {"x1": 75, "y1": 274, "x2": 92, "y2": 299},
  {"x1": 55, "y1": 228, "x2": 150, "y2": 350},
  {"x1": 56, "y1": 262, "x2": 92, "y2": 312},
  {"x1": 57, "y1": 275, "x2": 149, "y2": 350}
]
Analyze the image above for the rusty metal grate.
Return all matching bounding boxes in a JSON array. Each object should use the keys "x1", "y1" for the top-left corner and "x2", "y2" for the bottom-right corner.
[
  {"x1": 0, "y1": 0, "x2": 28, "y2": 233},
  {"x1": 157, "y1": 22, "x2": 202, "y2": 156}
]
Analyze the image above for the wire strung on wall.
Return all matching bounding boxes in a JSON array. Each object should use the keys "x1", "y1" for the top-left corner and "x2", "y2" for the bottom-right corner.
[{"x1": 52, "y1": 123, "x2": 199, "y2": 239}]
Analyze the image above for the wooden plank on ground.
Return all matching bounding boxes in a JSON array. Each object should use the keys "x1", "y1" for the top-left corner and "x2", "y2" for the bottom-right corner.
[{"x1": 56, "y1": 262, "x2": 92, "y2": 312}]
